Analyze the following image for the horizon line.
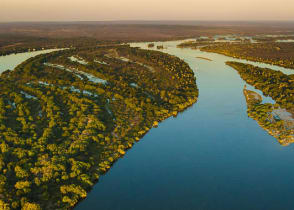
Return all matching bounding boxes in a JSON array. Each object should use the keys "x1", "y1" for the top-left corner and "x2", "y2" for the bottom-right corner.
[{"x1": 1, "y1": 19, "x2": 294, "y2": 24}]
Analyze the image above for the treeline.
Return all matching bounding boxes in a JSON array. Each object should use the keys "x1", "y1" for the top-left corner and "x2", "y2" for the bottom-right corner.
[
  {"x1": 0, "y1": 45, "x2": 198, "y2": 209},
  {"x1": 0, "y1": 35, "x2": 119, "y2": 56},
  {"x1": 202, "y1": 42, "x2": 294, "y2": 69},
  {"x1": 227, "y1": 61, "x2": 294, "y2": 144},
  {"x1": 243, "y1": 89, "x2": 294, "y2": 146},
  {"x1": 226, "y1": 61, "x2": 294, "y2": 111},
  {"x1": 252, "y1": 35, "x2": 294, "y2": 42}
]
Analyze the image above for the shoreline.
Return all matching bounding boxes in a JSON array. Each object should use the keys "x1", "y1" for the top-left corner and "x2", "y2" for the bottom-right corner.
[{"x1": 196, "y1": 56, "x2": 212, "y2": 61}]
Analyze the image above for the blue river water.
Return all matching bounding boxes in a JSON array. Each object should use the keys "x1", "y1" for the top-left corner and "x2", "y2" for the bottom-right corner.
[
  {"x1": 1, "y1": 42, "x2": 294, "y2": 210},
  {"x1": 75, "y1": 41, "x2": 294, "y2": 210}
]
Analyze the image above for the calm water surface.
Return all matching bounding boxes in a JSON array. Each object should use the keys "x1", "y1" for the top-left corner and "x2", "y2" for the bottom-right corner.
[
  {"x1": 0, "y1": 49, "x2": 61, "y2": 73},
  {"x1": 77, "y1": 40, "x2": 294, "y2": 210},
  {"x1": 2, "y1": 42, "x2": 294, "y2": 210}
]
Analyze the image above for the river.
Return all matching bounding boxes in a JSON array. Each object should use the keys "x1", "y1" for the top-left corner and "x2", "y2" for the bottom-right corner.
[
  {"x1": 1, "y1": 42, "x2": 294, "y2": 210},
  {"x1": 76, "y1": 40, "x2": 294, "y2": 210},
  {"x1": 0, "y1": 49, "x2": 61, "y2": 73}
]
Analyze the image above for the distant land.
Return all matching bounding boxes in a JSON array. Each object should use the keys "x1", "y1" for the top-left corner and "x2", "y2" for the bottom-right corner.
[{"x1": 1, "y1": 21, "x2": 294, "y2": 42}]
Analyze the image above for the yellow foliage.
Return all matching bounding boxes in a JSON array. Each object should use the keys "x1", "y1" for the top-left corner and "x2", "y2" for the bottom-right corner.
[
  {"x1": 15, "y1": 181, "x2": 30, "y2": 190},
  {"x1": 0, "y1": 200, "x2": 10, "y2": 210},
  {"x1": 22, "y1": 202, "x2": 41, "y2": 210}
]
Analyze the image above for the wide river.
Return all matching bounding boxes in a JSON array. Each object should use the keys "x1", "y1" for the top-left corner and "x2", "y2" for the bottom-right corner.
[
  {"x1": 1, "y1": 41, "x2": 294, "y2": 210},
  {"x1": 78, "y1": 40, "x2": 294, "y2": 210}
]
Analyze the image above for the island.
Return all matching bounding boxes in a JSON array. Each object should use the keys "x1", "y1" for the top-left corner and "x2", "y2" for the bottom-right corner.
[
  {"x1": 227, "y1": 61, "x2": 294, "y2": 145},
  {"x1": 148, "y1": 43, "x2": 155, "y2": 48},
  {"x1": 176, "y1": 38, "x2": 294, "y2": 70},
  {"x1": 196, "y1": 57, "x2": 212, "y2": 61},
  {"x1": 0, "y1": 44, "x2": 198, "y2": 209},
  {"x1": 157, "y1": 45, "x2": 164, "y2": 49},
  {"x1": 243, "y1": 88, "x2": 294, "y2": 146},
  {"x1": 203, "y1": 43, "x2": 294, "y2": 69}
]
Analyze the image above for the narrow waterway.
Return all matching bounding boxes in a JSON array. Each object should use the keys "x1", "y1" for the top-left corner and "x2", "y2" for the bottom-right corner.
[
  {"x1": 77, "y1": 40, "x2": 294, "y2": 210},
  {"x1": 0, "y1": 49, "x2": 61, "y2": 73},
  {"x1": 1, "y1": 41, "x2": 293, "y2": 210}
]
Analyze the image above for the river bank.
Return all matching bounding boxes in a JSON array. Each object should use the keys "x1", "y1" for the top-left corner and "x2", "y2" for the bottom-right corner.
[{"x1": 77, "y1": 40, "x2": 294, "y2": 210}]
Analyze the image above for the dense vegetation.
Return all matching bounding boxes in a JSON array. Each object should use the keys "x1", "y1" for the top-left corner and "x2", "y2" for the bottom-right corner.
[
  {"x1": 226, "y1": 61, "x2": 294, "y2": 112},
  {"x1": 243, "y1": 89, "x2": 294, "y2": 146},
  {"x1": 0, "y1": 45, "x2": 198, "y2": 209},
  {"x1": 202, "y1": 42, "x2": 294, "y2": 69},
  {"x1": 227, "y1": 62, "x2": 294, "y2": 145},
  {"x1": 148, "y1": 43, "x2": 154, "y2": 48},
  {"x1": 252, "y1": 35, "x2": 294, "y2": 42},
  {"x1": 0, "y1": 35, "x2": 114, "y2": 56}
]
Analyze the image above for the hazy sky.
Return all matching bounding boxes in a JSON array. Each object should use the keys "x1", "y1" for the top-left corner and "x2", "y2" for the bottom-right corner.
[{"x1": 1, "y1": 0, "x2": 294, "y2": 22}]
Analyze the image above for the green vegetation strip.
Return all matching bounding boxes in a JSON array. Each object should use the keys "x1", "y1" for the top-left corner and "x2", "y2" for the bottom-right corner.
[
  {"x1": 227, "y1": 61, "x2": 294, "y2": 145},
  {"x1": 203, "y1": 43, "x2": 294, "y2": 69},
  {"x1": 0, "y1": 45, "x2": 198, "y2": 209}
]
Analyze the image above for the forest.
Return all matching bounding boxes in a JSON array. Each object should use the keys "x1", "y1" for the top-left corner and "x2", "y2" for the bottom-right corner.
[
  {"x1": 176, "y1": 37, "x2": 294, "y2": 70},
  {"x1": 227, "y1": 61, "x2": 294, "y2": 145},
  {"x1": 0, "y1": 44, "x2": 198, "y2": 209},
  {"x1": 243, "y1": 88, "x2": 294, "y2": 146},
  {"x1": 202, "y1": 42, "x2": 294, "y2": 69},
  {"x1": 0, "y1": 35, "x2": 115, "y2": 56},
  {"x1": 252, "y1": 35, "x2": 294, "y2": 42}
]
